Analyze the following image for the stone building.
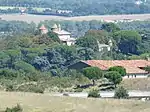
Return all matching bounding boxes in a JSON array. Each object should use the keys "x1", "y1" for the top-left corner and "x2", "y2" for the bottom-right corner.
[{"x1": 39, "y1": 24, "x2": 75, "y2": 46}]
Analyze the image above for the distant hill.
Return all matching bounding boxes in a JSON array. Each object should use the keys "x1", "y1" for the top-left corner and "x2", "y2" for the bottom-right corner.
[{"x1": 0, "y1": 0, "x2": 150, "y2": 16}]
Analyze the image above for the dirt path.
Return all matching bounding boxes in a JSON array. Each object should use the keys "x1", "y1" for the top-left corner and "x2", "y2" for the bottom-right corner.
[{"x1": 1, "y1": 14, "x2": 150, "y2": 23}]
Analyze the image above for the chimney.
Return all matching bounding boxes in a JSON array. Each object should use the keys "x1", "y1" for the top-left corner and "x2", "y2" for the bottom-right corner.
[
  {"x1": 108, "y1": 39, "x2": 113, "y2": 47},
  {"x1": 58, "y1": 24, "x2": 61, "y2": 31}
]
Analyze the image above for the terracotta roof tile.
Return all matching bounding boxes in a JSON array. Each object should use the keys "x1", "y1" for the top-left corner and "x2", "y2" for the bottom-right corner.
[
  {"x1": 39, "y1": 25, "x2": 47, "y2": 30},
  {"x1": 82, "y1": 60, "x2": 150, "y2": 74}
]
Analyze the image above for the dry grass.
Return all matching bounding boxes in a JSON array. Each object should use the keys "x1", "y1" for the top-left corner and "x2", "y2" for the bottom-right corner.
[
  {"x1": 121, "y1": 78, "x2": 150, "y2": 91},
  {"x1": 1, "y1": 14, "x2": 150, "y2": 23},
  {"x1": 0, "y1": 91, "x2": 150, "y2": 112}
]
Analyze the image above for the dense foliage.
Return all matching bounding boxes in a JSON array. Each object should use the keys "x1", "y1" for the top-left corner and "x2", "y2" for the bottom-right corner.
[
  {"x1": 108, "y1": 66, "x2": 126, "y2": 77},
  {"x1": 0, "y1": 20, "x2": 36, "y2": 38},
  {"x1": 113, "y1": 30, "x2": 142, "y2": 54},
  {"x1": 83, "y1": 67, "x2": 103, "y2": 80},
  {"x1": 144, "y1": 66, "x2": 150, "y2": 73},
  {"x1": 0, "y1": 19, "x2": 149, "y2": 92},
  {"x1": 104, "y1": 71, "x2": 122, "y2": 87}
]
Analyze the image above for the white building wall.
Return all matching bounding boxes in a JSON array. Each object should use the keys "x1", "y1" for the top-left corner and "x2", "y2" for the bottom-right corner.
[
  {"x1": 67, "y1": 41, "x2": 75, "y2": 46},
  {"x1": 123, "y1": 74, "x2": 148, "y2": 79},
  {"x1": 58, "y1": 34, "x2": 75, "y2": 46},
  {"x1": 58, "y1": 35, "x2": 71, "y2": 41}
]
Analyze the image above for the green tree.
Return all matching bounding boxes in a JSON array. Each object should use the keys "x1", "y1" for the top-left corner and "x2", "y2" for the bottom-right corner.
[
  {"x1": 108, "y1": 66, "x2": 126, "y2": 77},
  {"x1": 114, "y1": 86, "x2": 129, "y2": 99},
  {"x1": 14, "y1": 61, "x2": 35, "y2": 73},
  {"x1": 4, "y1": 50, "x2": 21, "y2": 67},
  {"x1": 101, "y1": 23, "x2": 120, "y2": 33},
  {"x1": 144, "y1": 66, "x2": 150, "y2": 73},
  {"x1": 83, "y1": 67, "x2": 103, "y2": 80},
  {"x1": 17, "y1": 37, "x2": 32, "y2": 48},
  {"x1": 0, "y1": 52, "x2": 11, "y2": 68},
  {"x1": 104, "y1": 71, "x2": 122, "y2": 87},
  {"x1": 76, "y1": 36, "x2": 98, "y2": 52},
  {"x1": 85, "y1": 30, "x2": 109, "y2": 44},
  {"x1": 33, "y1": 34, "x2": 53, "y2": 45},
  {"x1": 113, "y1": 30, "x2": 142, "y2": 55},
  {"x1": 45, "y1": 45, "x2": 79, "y2": 74},
  {"x1": 77, "y1": 47, "x2": 96, "y2": 60},
  {"x1": 47, "y1": 31, "x2": 60, "y2": 42}
]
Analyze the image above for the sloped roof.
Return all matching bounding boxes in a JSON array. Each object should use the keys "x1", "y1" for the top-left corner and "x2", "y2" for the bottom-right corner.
[
  {"x1": 51, "y1": 24, "x2": 58, "y2": 29},
  {"x1": 39, "y1": 25, "x2": 47, "y2": 30},
  {"x1": 53, "y1": 30, "x2": 71, "y2": 35},
  {"x1": 82, "y1": 60, "x2": 150, "y2": 74},
  {"x1": 59, "y1": 37, "x2": 76, "y2": 42}
]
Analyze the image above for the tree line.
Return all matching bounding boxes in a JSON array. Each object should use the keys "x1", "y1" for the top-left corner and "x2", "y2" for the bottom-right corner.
[
  {"x1": 0, "y1": 21, "x2": 149, "y2": 75},
  {"x1": 0, "y1": 0, "x2": 150, "y2": 16}
]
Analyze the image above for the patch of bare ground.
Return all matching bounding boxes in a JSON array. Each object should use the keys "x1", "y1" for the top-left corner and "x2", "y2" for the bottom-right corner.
[{"x1": 121, "y1": 78, "x2": 150, "y2": 91}]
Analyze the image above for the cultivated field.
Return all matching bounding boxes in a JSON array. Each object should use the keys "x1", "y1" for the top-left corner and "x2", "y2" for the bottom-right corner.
[
  {"x1": 0, "y1": 91, "x2": 150, "y2": 112},
  {"x1": 1, "y1": 14, "x2": 150, "y2": 23}
]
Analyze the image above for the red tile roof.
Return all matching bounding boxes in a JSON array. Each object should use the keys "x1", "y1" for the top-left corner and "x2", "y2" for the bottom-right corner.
[
  {"x1": 39, "y1": 25, "x2": 47, "y2": 30},
  {"x1": 82, "y1": 60, "x2": 150, "y2": 74}
]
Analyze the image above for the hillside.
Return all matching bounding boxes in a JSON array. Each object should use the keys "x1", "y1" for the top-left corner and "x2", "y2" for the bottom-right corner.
[
  {"x1": 0, "y1": 0, "x2": 150, "y2": 16},
  {"x1": 0, "y1": 91, "x2": 150, "y2": 112},
  {"x1": 1, "y1": 14, "x2": 150, "y2": 23}
]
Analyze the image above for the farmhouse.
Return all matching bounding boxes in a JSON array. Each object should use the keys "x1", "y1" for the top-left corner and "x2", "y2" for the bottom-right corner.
[
  {"x1": 39, "y1": 24, "x2": 75, "y2": 46},
  {"x1": 68, "y1": 60, "x2": 150, "y2": 78}
]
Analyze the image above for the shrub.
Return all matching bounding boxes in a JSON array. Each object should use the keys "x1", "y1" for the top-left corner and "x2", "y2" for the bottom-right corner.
[
  {"x1": 114, "y1": 86, "x2": 129, "y2": 99},
  {"x1": 0, "y1": 69, "x2": 19, "y2": 79},
  {"x1": 74, "y1": 88, "x2": 83, "y2": 92},
  {"x1": 5, "y1": 104, "x2": 23, "y2": 112},
  {"x1": 32, "y1": 86, "x2": 44, "y2": 94},
  {"x1": 16, "y1": 84, "x2": 44, "y2": 94},
  {"x1": 108, "y1": 66, "x2": 126, "y2": 77},
  {"x1": 6, "y1": 85, "x2": 15, "y2": 92},
  {"x1": 88, "y1": 89, "x2": 100, "y2": 98}
]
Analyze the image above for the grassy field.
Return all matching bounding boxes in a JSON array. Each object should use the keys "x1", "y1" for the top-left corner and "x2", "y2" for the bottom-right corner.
[
  {"x1": 1, "y1": 13, "x2": 150, "y2": 23},
  {"x1": 0, "y1": 91, "x2": 150, "y2": 112},
  {"x1": 121, "y1": 78, "x2": 150, "y2": 91}
]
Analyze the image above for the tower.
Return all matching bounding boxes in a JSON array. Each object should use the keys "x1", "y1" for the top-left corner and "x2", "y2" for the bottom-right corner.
[
  {"x1": 51, "y1": 24, "x2": 58, "y2": 32},
  {"x1": 39, "y1": 24, "x2": 48, "y2": 34},
  {"x1": 108, "y1": 39, "x2": 113, "y2": 47},
  {"x1": 58, "y1": 24, "x2": 61, "y2": 31}
]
